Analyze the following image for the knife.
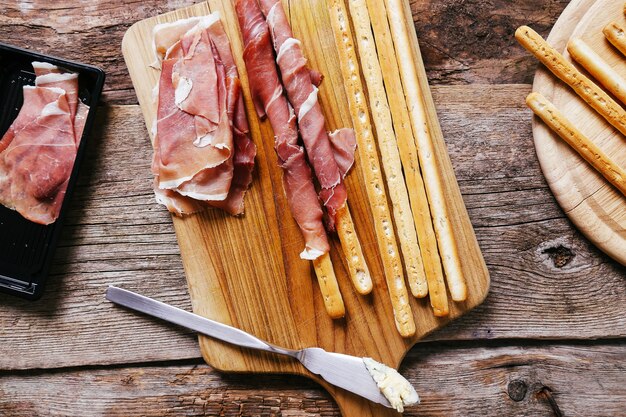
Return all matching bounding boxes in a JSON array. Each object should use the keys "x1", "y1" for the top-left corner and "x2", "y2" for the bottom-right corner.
[{"x1": 105, "y1": 286, "x2": 393, "y2": 409}]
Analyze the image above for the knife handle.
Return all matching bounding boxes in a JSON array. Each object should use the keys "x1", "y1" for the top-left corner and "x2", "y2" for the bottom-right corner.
[{"x1": 105, "y1": 286, "x2": 297, "y2": 357}]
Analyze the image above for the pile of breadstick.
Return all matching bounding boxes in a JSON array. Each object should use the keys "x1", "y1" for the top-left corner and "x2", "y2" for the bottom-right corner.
[
  {"x1": 516, "y1": 14, "x2": 626, "y2": 197},
  {"x1": 328, "y1": 0, "x2": 468, "y2": 337}
]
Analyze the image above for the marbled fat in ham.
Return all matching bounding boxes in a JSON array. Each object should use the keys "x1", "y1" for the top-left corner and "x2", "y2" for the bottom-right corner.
[
  {"x1": 235, "y1": 0, "x2": 329, "y2": 259},
  {"x1": 258, "y1": 0, "x2": 355, "y2": 230}
]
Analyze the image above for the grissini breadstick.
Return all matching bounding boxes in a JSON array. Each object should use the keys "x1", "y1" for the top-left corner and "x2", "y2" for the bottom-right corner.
[
  {"x1": 568, "y1": 37, "x2": 626, "y2": 106},
  {"x1": 328, "y1": 0, "x2": 416, "y2": 337},
  {"x1": 516, "y1": 25, "x2": 626, "y2": 137},
  {"x1": 346, "y1": 0, "x2": 427, "y2": 299},
  {"x1": 385, "y1": 0, "x2": 467, "y2": 302},
  {"x1": 364, "y1": 0, "x2": 448, "y2": 316},
  {"x1": 603, "y1": 22, "x2": 626, "y2": 58},
  {"x1": 527, "y1": 92, "x2": 626, "y2": 197},
  {"x1": 336, "y1": 205, "x2": 372, "y2": 295},
  {"x1": 313, "y1": 252, "x2": 346, "y2": 319}
]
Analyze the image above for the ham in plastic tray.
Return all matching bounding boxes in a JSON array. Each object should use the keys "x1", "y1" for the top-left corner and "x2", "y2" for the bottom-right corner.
[{"x1": 0, "y1": 43, "x2": 105, "y2": 300}]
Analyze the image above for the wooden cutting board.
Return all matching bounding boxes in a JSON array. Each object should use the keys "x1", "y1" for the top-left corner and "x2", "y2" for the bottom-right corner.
[
  {"x1": 532, "y1": 0, "x2": 626, "y2": 265},
  {"x1": 122, "y1": 0, "x2": 489, "y2": 415}
]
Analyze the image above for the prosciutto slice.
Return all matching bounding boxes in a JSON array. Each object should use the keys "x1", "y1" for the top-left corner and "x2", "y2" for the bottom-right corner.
[
  {"x1": 154, "y1": 58, "x2": 232, "y2": 198},
  {"x1": 235, "y1": 0, "x2": 329, "y2": 259},
  {"x1": 0, "y1": 60, "x2": 90, "y2": 225},
  {"x1": 328, "y1": 128, "x2": 357, "y2": 177},
  {"x1": 1, "y1": 93, "x2": 75, "y2": 224},
  {"x1": 205, "y1": 18, "x2": 257, "y2": 216},
  {"x1": 151, "y1": 14, "x2": 256, "y2": 216},
  {"x1": 33, "y1": 61, "x2": 88, "y2": 146},
  {"x1": 258, "y1": 0, "x2": 355, "y2": 230}
]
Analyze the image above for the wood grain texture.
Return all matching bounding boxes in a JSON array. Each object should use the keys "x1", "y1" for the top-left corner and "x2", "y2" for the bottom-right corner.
[
  {"x1": 532, "y1": 0, "x2": 626, "y2": 265},
  {"x1": 0, "y1": 87, "x2": 624, "y2": 373},
  {"x1": 1, "y1": 341, "x2": 625, "y2": 416},
  {"x1": 0, "y1": 2, "x2": 623, "y2": 416},
  {"x1": 0, "y1": 0, "x2": 570, "y2": 105},
  {"x1": 122, "y1": 2, "x2": 487, "y2": 414}
]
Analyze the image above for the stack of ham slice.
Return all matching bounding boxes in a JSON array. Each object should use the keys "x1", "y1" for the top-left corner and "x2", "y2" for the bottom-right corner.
[
  {"x1": 235, "y1": 0, "x2": 356, "y2": 259},
  {"x1": 0, "y1": 62, "x2": 87, "y2": 225},
  {"x1": 151, "y1": 14, "x2": 256, "y2": 216}
]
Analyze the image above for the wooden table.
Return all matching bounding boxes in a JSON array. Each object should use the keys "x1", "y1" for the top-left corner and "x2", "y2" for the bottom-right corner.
[{"x1": 1, "y1": 1, "x2": 624, "y2": 415}]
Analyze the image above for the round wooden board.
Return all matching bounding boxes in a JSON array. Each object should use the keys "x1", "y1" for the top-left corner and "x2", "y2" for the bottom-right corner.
[{"x1": 532, "y1": 0, "x2": 626, "y2": 265}]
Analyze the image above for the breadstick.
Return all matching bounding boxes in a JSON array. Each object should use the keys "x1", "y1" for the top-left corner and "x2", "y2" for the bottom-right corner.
[
  {"x1": 313, "y1": 253, "x2": 345, "y2": 319},
  {"x1": 346, "y1": 0, "x2": 427, "y2": 299},
  {"x1": 364, "y1": 0, "x2": 448, "y2": 316},
  {"x1": 385, "y1": 0, "x2": 467, "y2": 302},
  {"x1": 527, "y1": 92, "x2": 626, "y2": 196},
  {"x1": 603, "y1": 22, "x2": 626, "y2": 58},
  {"x1": 568, "y1": 37, "x2": 626, "y2": 106},
  {"x1": 336, "y1": 204, "x2": 372, "y2": 295},
  {"x1": 516, "y1": 25, "x2": 626, "y2": 137},
  {"x1": 328, "y1": 0, "x2": 416, "y2": 337}
]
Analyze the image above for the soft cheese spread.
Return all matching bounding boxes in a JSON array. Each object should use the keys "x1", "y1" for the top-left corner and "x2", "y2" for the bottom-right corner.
[{"x1": 363, "y1": 357, "x2": 419, "y2": 412}]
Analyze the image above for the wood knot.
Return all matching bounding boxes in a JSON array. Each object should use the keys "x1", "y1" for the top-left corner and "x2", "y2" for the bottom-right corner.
[
  {"x1": 542, "y1": 245, "x2": 574, "y2": 268},
  {"x1": 507, "y1": 379, "x2": 527, "y2": 402}
]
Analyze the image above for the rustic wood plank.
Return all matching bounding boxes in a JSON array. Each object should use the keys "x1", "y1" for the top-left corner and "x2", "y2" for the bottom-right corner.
[
  {"x1": 0, "y1": 0, "x2": 569, "y2": 104},
  {"x1": 410, "y1": 0, "x2": 571, "y2": 85},
  {"x1": 1, "y1": 342, "x2": 624, "y2": 416},
  {"x1": 0, "y1": 86, "x2": 624, "y2": 371}
]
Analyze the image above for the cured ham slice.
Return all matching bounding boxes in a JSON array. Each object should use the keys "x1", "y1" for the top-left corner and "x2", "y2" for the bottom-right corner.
[
  {"x1": 0, "y1": 62, "x2": 89, "y2": 225},
  {"x1": 235, "y1": 0, "x2": 329, "y2": 259},
  {"x1": 0, "y1": 86, "x2": 64, "y2": 154},
  {"x1": 0, "y1": 86, "x2": 75, "y2": 224},
  {"x1": 152, "y1": 16, "x2": 205, "y2": 64},
  {"x1": 5, "y1": 94, "x2": 75, "y2": 224},
  {"x1": 35, "y1": 72, "x2": 79, "y2": 119},
  {"x1": 259, "y1": 0, "x2": 355, "y2": 230},
  {"x1": 151, "y1": 13, "x2": 256, "y2": 216},
  {"x1": 33, "y1": 61, "x2": 89, "y2": 145},
  {"x1": 154, "y1": 58, "x2": 232, "y2": 197},
  {"x1": 204, "y1": 18, "x2": 256, "y2": 216},
  {"x1": 173, "y1": 27, "x2": 220, "y2": 134},
  {"x1": 328, "y1": 128, "x2": 357, "y2": 177}
]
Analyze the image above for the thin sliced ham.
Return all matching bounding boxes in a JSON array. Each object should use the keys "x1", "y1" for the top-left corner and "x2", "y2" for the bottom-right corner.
[
  {"x1": 0, "y1": 86, "x2": 75, "y2": 224},
  {"x1": 204, "y1": 18, "x2": 256, "y2": 216},
  {"x1": 235, "y1": 0, "x2": 329, "y2": 259},
  {"x1": 173, "y1": 29, "x2": 220, "y2": 127},
  {"x1": 328, "y1": 128, "x2": 357, "y2": 177},
  {"x1": 259, "y1": 0, "x2": 355, "y2": 230},
  {"x1": 0, "y1": 62, "x2": 89, "y2": 225},
  {"x1": 151, "y1": 13, "x2": 256, "y2": 216},
  {"x1": 154, "y1": 58, "x2": 232, "y2": 195},
  {"x1": 35, "y1": 72, "x2": 79, "y2": 120},
  {"x1": 152, "y1": 16, "x2": 205, "y2": 64},
  {"x1": 0, "y1": 86, "x2": 65, "y2": 154},
  {"x1": 33, "y1": 61, "x2": 88, "y2": 145}
]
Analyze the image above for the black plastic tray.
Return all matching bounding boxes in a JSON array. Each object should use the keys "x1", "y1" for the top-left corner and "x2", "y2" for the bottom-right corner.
[{"x1": 0, "y1": 43, "x2": 105, "y2": 300}]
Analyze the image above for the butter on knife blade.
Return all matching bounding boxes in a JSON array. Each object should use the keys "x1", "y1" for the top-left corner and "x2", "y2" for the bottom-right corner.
[{"x1": 363, "y1": 358, "x2": 420, "y2": 412}]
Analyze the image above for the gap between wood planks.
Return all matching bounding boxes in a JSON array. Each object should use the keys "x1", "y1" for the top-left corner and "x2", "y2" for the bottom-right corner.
[
  {"x1": 0, "y1": 338, "x2": 622, "y2": 416},
  {"x1": 0, "y1": 337, "x2": 622, "y2": 375}
]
